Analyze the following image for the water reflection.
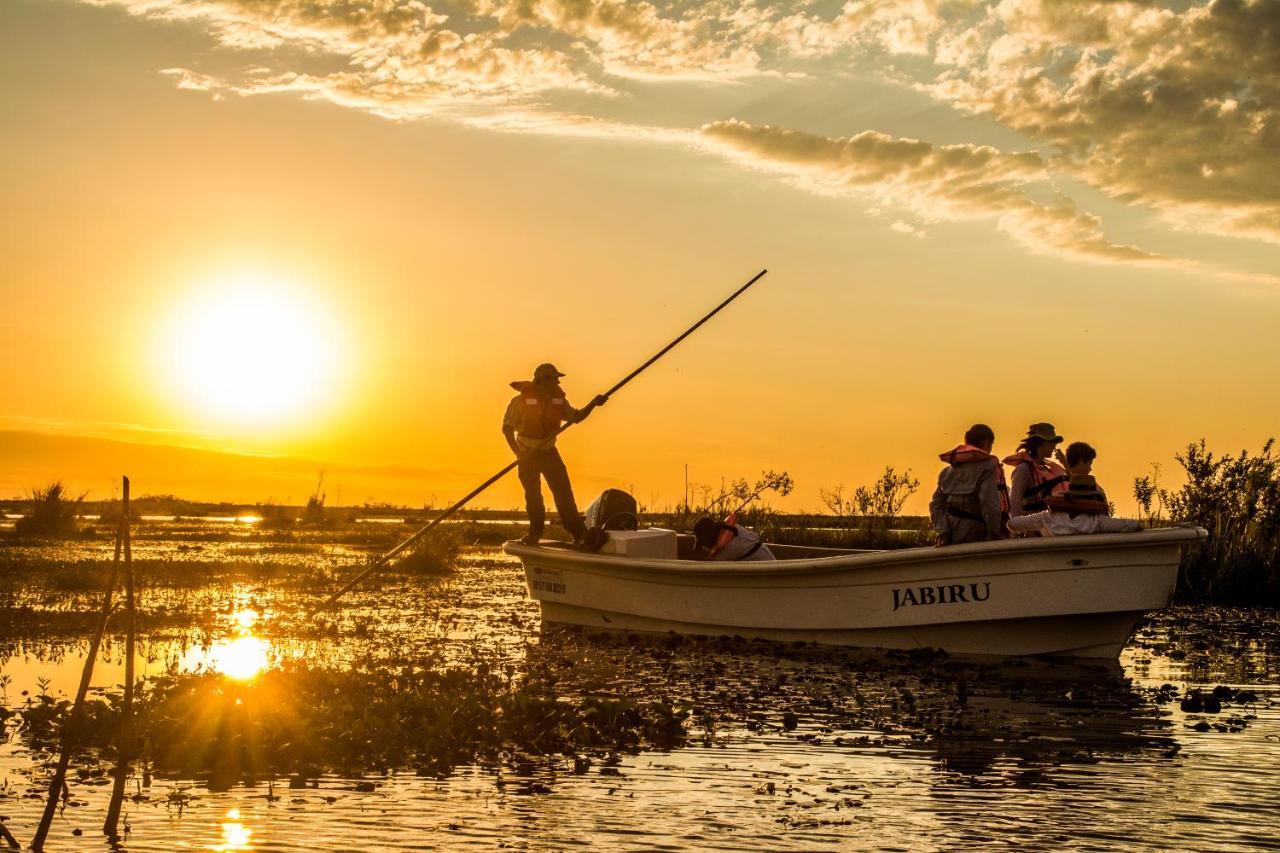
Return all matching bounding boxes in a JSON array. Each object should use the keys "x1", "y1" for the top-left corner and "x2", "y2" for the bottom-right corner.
[
  {"x1": 213, "y1": 807, "x2": 253, "y2": 851},
  {"x1": 0, "y1": 532, "x2": 1277, "y2": 851},
  {"x1": 206, "y1": 635, "x2": 270, "y2": 680},
  {"x1": 186, "y1": 607, "x2": 272, "y2": 681}
]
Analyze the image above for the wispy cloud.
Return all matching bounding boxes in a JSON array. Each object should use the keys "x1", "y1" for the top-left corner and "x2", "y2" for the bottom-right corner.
[
  {"x1": 700, "y1": 119, "x2": 1158, "y2": 263},
  {"x1": 83, "y1": 0, "x2": 1280, "y2": 272}
]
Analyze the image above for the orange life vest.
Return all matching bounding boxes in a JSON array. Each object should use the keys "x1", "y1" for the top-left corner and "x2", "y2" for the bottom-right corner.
[
  {"x1": 1045, "y1": 476, "x2": 1109, "y2": 516},
  {"x1": 510, "y1": 381, "x2": 570, "y2": 440},
  {"x1": 941, "y1": 444, "x2": 1010, "y2": 515},
  {"x1": 1002, "y1": 451, "x2": 1068, "y2": 512},
  {"x1": 712, "y1": 511, "x2": 739, "y2": 555},
  {"x1": 1044, "y1": 494, "x2": 1109, "y2": 516}
]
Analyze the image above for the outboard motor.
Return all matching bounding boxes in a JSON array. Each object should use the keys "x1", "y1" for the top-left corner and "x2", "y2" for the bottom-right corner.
[{"x1": 584, "y1": 489, "x2": 639, "y2": 531}]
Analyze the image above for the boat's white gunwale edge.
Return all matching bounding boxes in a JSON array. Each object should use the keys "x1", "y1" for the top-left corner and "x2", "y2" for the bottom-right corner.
[
  {"x1": 511, "y1": 556, "x2": 1175, "y2": 591},
  {"x1": 502, "y1": 526, "x2": 1205, "y2": 577}
]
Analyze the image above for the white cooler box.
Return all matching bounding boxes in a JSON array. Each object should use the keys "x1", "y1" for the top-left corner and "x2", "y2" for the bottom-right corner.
[{"x1": 598, "y1": 528, "x2": 678, "y2": 559}]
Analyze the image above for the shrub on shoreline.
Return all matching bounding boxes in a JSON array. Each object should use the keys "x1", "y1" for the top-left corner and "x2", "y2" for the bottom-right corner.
[{"x1": 1136, "y1": 439, "x2": 1280, "y2": 605}]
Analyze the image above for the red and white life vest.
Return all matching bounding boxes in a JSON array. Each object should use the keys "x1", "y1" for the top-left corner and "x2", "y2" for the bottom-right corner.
[
  {"x1": 1002, "y1": 451, "x2": 1068, "y2": 512},
  {"x1": 510, "y1": 381, "x2": 570, "y2": 440},
  {"x1": 940, "y1": 444, "x2": 1010, "y2": 515}
]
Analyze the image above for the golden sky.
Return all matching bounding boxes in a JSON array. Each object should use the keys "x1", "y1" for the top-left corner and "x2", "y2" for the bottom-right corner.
[{"x1": 2, "y1": 0, "x2": 1279, "y2": 513}]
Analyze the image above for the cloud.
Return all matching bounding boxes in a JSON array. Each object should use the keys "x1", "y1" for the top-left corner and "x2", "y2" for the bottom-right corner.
[
  {"x1": 91, "y1": 0, "x2": 605, "y2": 116},
  {"x1": 80, "y1": 0, "x2": 1280, "y2": 273},
  {"x1": 700, "y1": 119, "x2": 1158, "y2": 263},
  {"x1": 917, "y1": 0, "x2": 1280, "y2": 243}
]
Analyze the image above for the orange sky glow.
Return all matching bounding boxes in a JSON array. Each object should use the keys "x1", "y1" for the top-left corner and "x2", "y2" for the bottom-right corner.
[{"x1": 3, "y1": 0, "x2": 1279, "y2": 514}]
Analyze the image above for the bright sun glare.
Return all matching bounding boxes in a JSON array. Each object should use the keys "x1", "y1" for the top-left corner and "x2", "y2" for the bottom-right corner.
[
  {"x1": 186, "y1": 607, "x2": 272, "y2": 680},
  {"x1": 163, "y1": 272, "x2": 342, "y2": 424}
]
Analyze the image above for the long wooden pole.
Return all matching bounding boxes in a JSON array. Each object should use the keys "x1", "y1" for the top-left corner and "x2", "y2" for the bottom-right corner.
[
  {"x1": 32, "y1": 478, "x2": 128, "y2": 851},
  {"x1": 103, "y1": 477, "x2": 134, "y2": 839},
  {"x1": 318, "y1": 268, "x2": 769, "y2": 609}
]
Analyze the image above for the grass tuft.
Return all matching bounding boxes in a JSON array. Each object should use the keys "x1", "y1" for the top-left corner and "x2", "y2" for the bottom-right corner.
[
  {"x1": 13, "y1": 481, "x2": 85, "y2": 539},
  {"x1": 395, "y1": 524, "x2": 468, "y2": 574}
]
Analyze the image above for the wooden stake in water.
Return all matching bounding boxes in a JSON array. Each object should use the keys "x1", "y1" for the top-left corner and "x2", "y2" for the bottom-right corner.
[
  {"x1": 103, "y1": 476, "x2": 135, "y2": 840},
  {"x1": 32, "y1": 476, "x2": 128, "y2": 851},
  {"x1": 317, "y1": 268, "x2": 769, "y2": 610}
]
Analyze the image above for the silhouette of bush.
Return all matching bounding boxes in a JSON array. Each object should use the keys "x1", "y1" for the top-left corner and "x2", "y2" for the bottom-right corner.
[
  {"x1": 13, "y1": 482, "x2": 85, "y2": 538},
  {"x1": 1157, "y1": 439, "x2": 1280, "y2": 604}
]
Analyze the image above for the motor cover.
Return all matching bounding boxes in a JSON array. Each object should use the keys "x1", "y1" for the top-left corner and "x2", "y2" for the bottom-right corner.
[{"x1": 584, "y1": 489, "x2": 639, "y2": 531}]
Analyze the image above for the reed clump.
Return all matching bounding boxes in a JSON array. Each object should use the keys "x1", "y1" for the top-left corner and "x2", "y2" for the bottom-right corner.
[
  {"x1": 12, "y1": 481, "x2": 85, "y2": 539},
  {"x1": 395, "y1": 524, "x2": 468, "y2": 574},
  {"x1": 257, "y1": 501, "x2": 296, "y2": 530},
  {"x1": 1136, "y1": 439, "x2": 1280, "y2": 604}
]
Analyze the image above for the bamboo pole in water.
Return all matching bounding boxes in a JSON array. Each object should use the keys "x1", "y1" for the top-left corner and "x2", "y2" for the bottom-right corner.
[
  {"x1": 103, "y1": 476, "x2": 135, "y2": 839},
  {"x1": 32, "y1": 477, "x2": 128, "y2": 851},
  {"x1": 317, "y1": 268, "x2": 769, "y2": 610}
]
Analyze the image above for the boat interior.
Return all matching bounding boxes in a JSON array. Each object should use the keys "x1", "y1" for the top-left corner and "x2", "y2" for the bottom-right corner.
[{"x1": 541, "y1": 531, "x2": 876, "y2": 561}]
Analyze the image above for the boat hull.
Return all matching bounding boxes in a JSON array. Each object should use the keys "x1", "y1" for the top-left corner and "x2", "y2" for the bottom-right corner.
[{"x1": 504, "y1": 528, "x2": 1205, "y2": 658}]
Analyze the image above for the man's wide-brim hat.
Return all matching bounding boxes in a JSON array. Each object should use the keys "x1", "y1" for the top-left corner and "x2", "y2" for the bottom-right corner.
[
  {"x1": 1026, "y1": 422, "x2": 1063, "y2": 443},
  {"x1": 533, "y1": 363, "x2": 566, "y2": 381}
]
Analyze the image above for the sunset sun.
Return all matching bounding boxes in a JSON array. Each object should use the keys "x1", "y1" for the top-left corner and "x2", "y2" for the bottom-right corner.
[{"x1": 161, "y1": 273, "x2": 342, "y2": 425}]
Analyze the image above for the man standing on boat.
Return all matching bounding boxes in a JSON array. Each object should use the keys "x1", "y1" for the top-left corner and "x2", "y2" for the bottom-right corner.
[
  {"x1": 503, "y1": 363, "x2": 607, "y2": 546},
  {"x1": 929, "y1": 424, "x2": 1009, "y2": 545}
]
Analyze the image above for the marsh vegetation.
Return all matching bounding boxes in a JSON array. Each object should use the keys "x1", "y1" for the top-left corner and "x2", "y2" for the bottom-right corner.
[
  {"x1": 0, "y1": 521, "x2": 1277, "y2": 850},
  {"x1": 1135, "y1": 439, "x2": 1280, "y2": 605}
]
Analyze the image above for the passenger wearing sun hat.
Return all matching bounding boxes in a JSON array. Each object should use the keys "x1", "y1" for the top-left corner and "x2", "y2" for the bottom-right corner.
[
  {"x1": 503, "y1": 363, "x2": 608, "y2": 546},
  {"x1": 1002, "y1": 422, "x2": 1069, "y2": 519},
  {"x1": 1009, "y1": 441, "x2": 1141, "y2": 536}
]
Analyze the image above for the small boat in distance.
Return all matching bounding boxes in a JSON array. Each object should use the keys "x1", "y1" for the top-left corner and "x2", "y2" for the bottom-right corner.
[{"x1": 504, "y1": 527, "x2": 1207, "y2": 659}]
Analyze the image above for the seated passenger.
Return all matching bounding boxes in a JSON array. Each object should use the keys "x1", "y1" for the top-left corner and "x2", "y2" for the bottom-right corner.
[
  {"x1": 692, "y1": 516, "x2": 776, "y2": 561},
  {"x1": 1007, "y1": 443, "x2": 1141, "y2": 537},
  {"x1": 929, "y1": 423, "x2": 1008, "y2": 546},
  {"x1": 1004, "y1": 422, "x2": 1069, "y2": 517}
]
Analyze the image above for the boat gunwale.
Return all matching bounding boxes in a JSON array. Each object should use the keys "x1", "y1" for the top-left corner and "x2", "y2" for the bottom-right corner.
[{"x1": 503, "y1": 526, "x2": 1206, "y2": 577}]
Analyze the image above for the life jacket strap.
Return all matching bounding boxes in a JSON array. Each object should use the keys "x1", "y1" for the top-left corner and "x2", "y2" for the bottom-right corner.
[{"x1": 946, "y1": 505, "x2": 985, "y2": 523}]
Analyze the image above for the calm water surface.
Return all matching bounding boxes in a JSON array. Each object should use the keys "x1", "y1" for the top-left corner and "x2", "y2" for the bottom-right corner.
[{"x1": 0, "y1": 530, "x2": 1277, "y2": 851}]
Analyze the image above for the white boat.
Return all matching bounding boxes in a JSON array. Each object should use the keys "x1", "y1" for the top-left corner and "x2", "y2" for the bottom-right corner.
[{"x1": 503, "y1": 526, "x2": 1206, "y2": 659}]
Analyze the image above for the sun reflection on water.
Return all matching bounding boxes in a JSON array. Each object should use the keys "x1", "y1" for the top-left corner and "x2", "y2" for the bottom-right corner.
[
  {"x1": 208, "y1": 635, "x2": 271, "y2": 680},
  {"x1": 187, "y1": 607, "x2": 273, "y2": 680},
  {"x1": 213, "y1": 807, "x2": 253, "y2": 851}
]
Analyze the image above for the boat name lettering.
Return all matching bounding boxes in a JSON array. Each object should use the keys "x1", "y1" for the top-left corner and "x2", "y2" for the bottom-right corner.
[
  {"x1": 531, "y1": 579, "x2": 566, "y2": 595},
  {"x1": 892, "y1": 582, "x2": 990, "y2": 612}
]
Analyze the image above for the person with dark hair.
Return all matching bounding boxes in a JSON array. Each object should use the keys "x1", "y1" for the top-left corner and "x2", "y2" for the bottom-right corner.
[
  {"x1": 1003, "y1": 423, "x2": 1069, "y2": 518},
  {"x1": 692, "y1": 516, "x2": 775, "y2": 561},
  {"x1": 1064, "y1": 441, "x2": 1097, "y2": 472},
  {"x1": 928, "y1": 423, "x2": 1008, "y2": 546},
  {"x1": 503, "y1": 363, "x2": 607, "y2": 546},
  {"x1": 1009, "y1": 441, "x2": 1138, "y2": 536}
]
